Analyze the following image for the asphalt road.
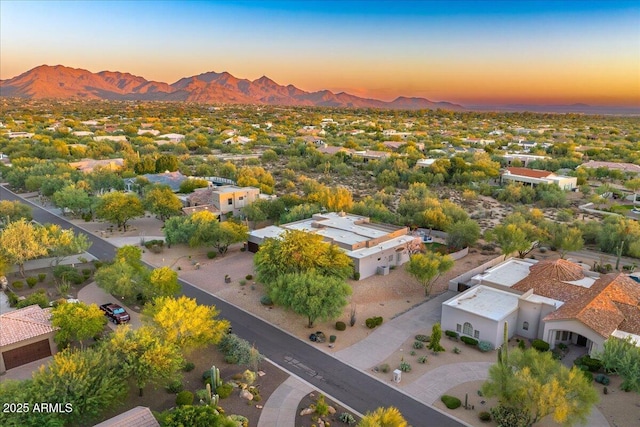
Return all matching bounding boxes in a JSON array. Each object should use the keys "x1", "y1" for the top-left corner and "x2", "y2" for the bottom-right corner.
[{"x1": 0, "y1": 186, "x2": 463, "y2": 427}]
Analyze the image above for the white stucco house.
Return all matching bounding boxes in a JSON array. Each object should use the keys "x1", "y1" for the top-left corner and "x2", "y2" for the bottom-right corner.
[
  {"x1": 501, "y1": 167, "x2": 577, "y2": 190},
  {"x1": 442, "y1": 258, "x2": 640, "y2": 355},
  {"x1": 248, "y1": 212, "x2": 419, "y2": 280}
]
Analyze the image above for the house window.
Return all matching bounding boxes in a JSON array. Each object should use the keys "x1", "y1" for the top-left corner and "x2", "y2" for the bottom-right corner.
[
  {"x1": 463, "y1": 322, "x2": 473, "y2": 336},
  {"x1": 239, "y1": 196, "x2": 244, "y2": 201},
  {"x1": 227, "y1": 198, "x2": 233, "y2": 205},
  {"x1": 456, "y1": 324, "x2": 461, "y2": 333},
  {"x1": 388, "y1": 255, "x2": 393, "y2": 262},
  {"x1": 523, "y1": 321, "x2": 529, "y2": 331},
  {"x1": 474, "y1": 330, "x2": 480, "y2": 339}
]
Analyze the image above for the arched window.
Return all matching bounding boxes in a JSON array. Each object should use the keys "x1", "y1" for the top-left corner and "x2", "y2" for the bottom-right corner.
[
  {"x1": 523, "y1": 321, "x2": 529, "y2": 331},
  {"x1": 463, "y1": 322, "x2": 473, "y2": 336}
]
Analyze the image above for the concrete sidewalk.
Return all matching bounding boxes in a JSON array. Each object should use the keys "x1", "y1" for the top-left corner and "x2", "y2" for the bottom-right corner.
[{"x1": 257, "y1": 376, "x2": 313, "y2": 427}]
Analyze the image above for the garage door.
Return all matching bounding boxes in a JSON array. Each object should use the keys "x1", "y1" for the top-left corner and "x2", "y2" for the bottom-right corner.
[{"x1": 2, "y1": 339, "x2": 52, "y2": 370}]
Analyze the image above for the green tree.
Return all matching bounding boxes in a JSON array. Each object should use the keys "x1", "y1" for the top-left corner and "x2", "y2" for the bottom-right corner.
[
  {"x1": 486, "y1": 223, "x2": 532, "y2": 259},
  {"x1": 406, "y1": 252, "x2": 454, "y2": 296},
  {"x1": 51, "y1": 301, "x2": 107, "y2": 348},
  {"x1": 269, "y1": 271, "x2": 352, "y2": 328},
  {"x1": 357, "y1": 406, "x2": 408, "y2": 427},
  {"x1": 482, "y1": 348, "x2": 598, "y2": 426},
  {"x1": 143, "y1": 184, "x2": 183, "y2": 220},
  {"x1": 0, "y1": 219, "x2": 50, "y2": 277},
  {"x1": 547, "y1": 225, "x2": 584, "y2": 259},
  {"x1": 94, "y1": 246, "x2": 150, "y2": 299},
  {"x1": 161, "y1": 405, "x2": 237, "y2": 427},
  {"x1": 179, "y1": 178, "x2": 210, "y2": 193},
  {"x1": 109, "y1": 325, "x2": 183, "y2": 396},
  {"x1": 95, "y1": 191, "x2": 144, "y2": 231},
  {"x1": 163, "y1": 214, "x2": 198, "y2": 246},
  {"x1": 254, "y1": 229, "x2": 353, "y2": 285},
  {"x1": 190, "y1": 219, "x2": 249, "y2": 255},
  {"x1": 143, "y1": 296, "x2": 230, "y2": 353},
  {"x1": 445, "y1": 219, "x2": 481, "y2": 251},
  {"x1": 598, "y1": 336, "x2": 640, "y2": 393},
  {"x1": 428, "y1": 322, "x2": 445, "y2": 353},
  {"x1": 155, "y1": 154, "x2": 179, "y2": 173},
  {"x1": 51, "y1": 185, "x2": 92, "y2": 217},
  {"x1": 148, "y1": 266, "x2": 181, "y2": 297}
]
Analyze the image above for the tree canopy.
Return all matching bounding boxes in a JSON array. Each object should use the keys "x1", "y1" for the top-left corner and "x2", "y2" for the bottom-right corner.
[
  {"x1": 51, "y1": 301, "x2": 107, "y2": 348},
  {"x1": 405, "y1": 251, "x2": 454, "y2": 296},
  {"x1": 94, "y1": 191, "x2": 144, "y2": 231}
]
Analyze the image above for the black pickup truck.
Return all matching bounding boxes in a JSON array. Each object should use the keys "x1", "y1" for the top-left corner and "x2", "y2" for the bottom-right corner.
[{"x1": 100, "y1": 303, "x2": 131, "y2": 324}]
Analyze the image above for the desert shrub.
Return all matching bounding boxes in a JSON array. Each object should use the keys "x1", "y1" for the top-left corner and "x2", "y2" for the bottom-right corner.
[
  {"x1": 490, "y1": 405, "x2": 529, "y2": 427},
  {"x1": 478, "y1": 411, "x2": 492, "y2": 422},
  {"x1": 26, "y1": 277, "x2": 38, "y2": 288},
  {"x1": 453, "y1": 347, "x2": 461, "y2": 354},
  {"x1": 478, "y1": 341, "x2": 494, "y2": 352},
  {"x1": 558, "y1": 343, "x2": 568, "y2": 350},
  {"x1": 207, "y1": 251, "x2": 217, "y2": 259},
  {"x1": 245, "y1": 274, "x2": 253, "y2": 280},
  {"x1": 445, "y1": 330, "x2": 459, "y2": 340},
  {"x1": 365, "y1": 316, "x2": 383, "y2": 329},
  {"x1": 353, "y1": 272, "x2": 360, "y2": 280},
  {"x1": 415, "y1": 334, "x2": 430, "y2": 342},
  {"x1": 413, "y1": 340, "x2": 425, "y2": 349},
  {"x1": 260, "y1": 295, "x2": 273, "y2": 306},
  {"x1": 315, "y1": 394, "x2": 329, "y2": 417},
  {"x1": 410, "y1": 350, "x2": 416, "y2": 356},
  {"x1": 182, "y1": 361, "x2": 195, "y2": 372},
  {"x1": 417, "y1": 355, "x2": 428, "y2": 364},
  {"x1": 93, "y1": 260, "x2": 103, "y2": 269},
  {"x1": 37, "y1": 273, "x2": 47, "y2": 282},
  {"x1": 12, "y1": 281, "x2": 24, "y2": 290},
  {"x1": 531, "y1": 339, "x2": 550, "y2": 352},
  {"x1": 518, "y1": 339, "x2": 526, "y2": 350},
  {"x1": 217, "y1": 333, "x2": 262, "y2": 366},
  {"x1": 574, "y1": 355, "x2": 602, "y2": 372},
  {"x1": 399, "y1": 361, "x2": 411, "y2": 372},
  {"x1": 53, "y1": 265, "x2": 83, "y2": 284},
  {"x1": 581, "y1": 370, "x2": 594, "y2": 382},
  {"x1": 6, "y1": 291, "x2": 19, "y2": 306},
  {"x1": 175, "y1": 390, "x2": 194, "y2": 406},
  {"x1": 461, "y1": 336, "x2": 478, "y2": 346},
  {"x1": 330, "y1": 335, "x2": 337, "y2": 343},
  {"x1": 603, "y1": 386, "x2": 609, "y2": 394},
  {"x1": 441, "y1": 395, "x2": 461, "y2": 409},
  {"x1": 16, "y1": 290, "x2": 49, "y2": 308},
  {"x1": 216, "y1": 382, "x2": 233, "y2": 399},
  {"x1": 379, "y1": 363, "x2": 390, "y2": 373},
  {"x1": 81, "y1": 268, "x2": 92, "y2": 276},
  {"x1": 339, "y1": 412, "x2": 357, "y2": 425},
  {"x1": 594, "y1": 374, "x2": 610, "y2": 385},
  {"x1": 166, "y1": 380, "x2": 184, "y2": 393},
  {"x1": 239, "y1": 280, "x2": 246, "y2": 286},
  {"x1": 144, "y1": 239, "x2": 164, "y2": 249},
  {"x1": 335, "y1": 321, "x2": 346, "y2": 331}
]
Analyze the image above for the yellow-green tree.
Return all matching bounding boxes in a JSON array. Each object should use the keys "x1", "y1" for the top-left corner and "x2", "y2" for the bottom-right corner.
[
  {"x1": 406, "y1": 251, "x2": 454, "y2": 296},
  {"x1": 143, "y1": 184, "x2": 183, "y2": 220},
  {"x1": 0, "y1": 219, "x2": 50, "y2": 277},
  {"x1": 482, "y1": 348, "x2": 598, "y2": 426},
  {"x1": 45, "y1": 224, "x2": 92, "y2": 265},
  {"x1": 148, "y1": 266, "x2": 181, "y2": 297},
  {"x1": 357, "y1": 406, "x2": 408, "y2": 427},
  {"x1": 254, "y1": 229, "x2": 353, "y2": 285},
  {"x1": 109, "y1": 325, "x2": 183, "y2": 396},
  {"x1": 51, "y1": 301, "x2": 107, "y2": 348},
  {"x1": 94, "y1": 191, "x2": 144, "y2": 231},
  {"x1": 143, "y1": 296, "x2": 230, "y2": 353}
]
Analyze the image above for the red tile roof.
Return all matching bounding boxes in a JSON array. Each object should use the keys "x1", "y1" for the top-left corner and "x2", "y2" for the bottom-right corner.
[
  {"x1": 0, "y1": 305, "x2": 56, "y2": 347},
  {"x1": 505, "y1": 167, "x2": 554, "y2": 179}
]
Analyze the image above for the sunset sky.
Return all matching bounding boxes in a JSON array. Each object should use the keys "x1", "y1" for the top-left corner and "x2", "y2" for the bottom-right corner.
[{"x1": 1, "y1": 0, "x2": 639, "y2": 106}]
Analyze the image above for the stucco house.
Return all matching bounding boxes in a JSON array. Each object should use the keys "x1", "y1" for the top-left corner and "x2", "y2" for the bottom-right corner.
[
  {"x1": 501, "y1": 167, "x2": 577, "y2": 190},
  {"x1": 70, "y1": 158, "x2": 125, "y2": 173},
  {"x1": 0, "y1": 305, "x2": 58, "y2": 373},
  {"x1": 248, "y1": 212, "x2": 418, "y2": 280},
  {"x1": 184, "y1": 185, "x2": 260, "y2": 219},
  {"x1": 442, "y1": 258, "x2": 640, "y2": 355}
]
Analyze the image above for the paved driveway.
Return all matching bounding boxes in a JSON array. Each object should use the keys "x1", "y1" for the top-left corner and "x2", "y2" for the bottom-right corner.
[{"x1": 77, "y1": 282, "x2": 142, "y2": 330}]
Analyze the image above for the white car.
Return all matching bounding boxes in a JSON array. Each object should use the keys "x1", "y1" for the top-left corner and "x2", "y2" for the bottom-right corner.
[{"x1": 632, "y1": 207, "x2": 640, "y2": 214}]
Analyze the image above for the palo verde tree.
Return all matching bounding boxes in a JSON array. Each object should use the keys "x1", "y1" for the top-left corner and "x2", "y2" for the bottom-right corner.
[
  {"x1": 269, "y1": 271, "x2": 352, "y2": 328},
  {"x1": 45, "y1": 223, "x2": 92, "y2": 266},
  {"x1": 94, "y1": 191, "x2": 144, "y2": 231},
  {"x1": 143, "y1": 184, "x2": 183, "y2": 221},
  {"x1": 0, "y1": 218, "x2": 50, "y2": 277},
  {"x1": 405, "y1": 251, "x2": 454, "y2": 296},
  {"x1": 254, "y1": 229, "x2": 353, "y2": 286},
  {"x1": 51, "y1": 301, "x2": 107, "y2": 349},
  {"x1": 94, "y1": 245, "x2": 150, "y2": 300},
  {"x1": 427, "y1": 322, "x2": 445, "y2": 353},
  {"x1": 357, "y1": 406, "x2": 408, "y2": 427},
  {"x1": 597, "y1": 336, "x2": 640, "y2": 393},
  {"x1": 482, "y1": 347, "x2": 598, "y2": 426}
]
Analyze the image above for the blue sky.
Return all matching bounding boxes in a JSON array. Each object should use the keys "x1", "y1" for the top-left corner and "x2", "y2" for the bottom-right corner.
[{"x1": 1, "y1": 1, "x2": 638, "y2": 105}]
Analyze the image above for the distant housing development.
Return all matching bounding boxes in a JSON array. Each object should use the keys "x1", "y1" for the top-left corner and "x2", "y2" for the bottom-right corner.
[
  {"x1": 443, "y1": 258, "x2": 640, "y2": 356},
  {"x1": 579, "y1": 160, "x2": 640, "y2": 174},
  {"x1": 248, "y1": 212, "x2": 418, "y2": 279}
]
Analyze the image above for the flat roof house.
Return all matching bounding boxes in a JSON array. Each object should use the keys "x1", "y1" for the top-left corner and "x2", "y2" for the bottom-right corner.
[
  {"x1": 248, "y1": 212, "x2": 418, "y2": 280},
  {"x1": 442, "y1": 258, "x2": 640, "y2": 355},
  {"x1": 184, "y1": 185, "x2": 260, "y2": 219}
]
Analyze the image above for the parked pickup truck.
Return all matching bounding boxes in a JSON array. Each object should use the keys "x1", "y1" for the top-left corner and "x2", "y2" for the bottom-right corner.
[{"x1": 100, "y1": 303, "x2": 130, "y2": 324}]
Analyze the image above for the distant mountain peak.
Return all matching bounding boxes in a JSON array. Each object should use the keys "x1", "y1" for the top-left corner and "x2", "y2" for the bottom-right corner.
[{"x1": 0, "y1": 64, "x2": 465, "y2": 110}]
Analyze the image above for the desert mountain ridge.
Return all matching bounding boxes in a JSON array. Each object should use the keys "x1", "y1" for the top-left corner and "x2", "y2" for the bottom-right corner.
[{"x1": 0, "y1": 64, "x2": 464, "y2": 111}]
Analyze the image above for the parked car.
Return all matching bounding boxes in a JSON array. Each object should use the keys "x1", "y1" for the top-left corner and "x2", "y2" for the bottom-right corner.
[{"x1": 100, "y1": 303, "x2": 130, "y2": 324}]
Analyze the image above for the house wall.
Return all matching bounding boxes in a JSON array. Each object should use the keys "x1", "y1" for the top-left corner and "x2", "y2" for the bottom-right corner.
[
  {"x1": 441, "y1": 305, "x2": 512, "y2": 348},
  {"x1": 355, "y1": 246, "x2": 409, "y2": 280},
  {"x1": 501, "y1": 174, "x2": 549, "y2": 186},
  {"x1": 448, "y1": 255, "x2": 510, "y2": 291},
  {"x1": 542, "y1": 319, "x2": 605, "y2": 356},
  {"x1": 213, "y1": 188, "x2": 259, "y2": 215},
  {"x1": 516, "y1": 299, "x2": 544, "y2": 339},
  {"x1": 551, "y1": 176, "x2": 578, "y2": 190}
]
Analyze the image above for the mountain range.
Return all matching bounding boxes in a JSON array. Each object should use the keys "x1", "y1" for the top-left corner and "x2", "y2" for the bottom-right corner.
[{"x1": 0, "y1": 65, "x2": 464, "y2": 111}]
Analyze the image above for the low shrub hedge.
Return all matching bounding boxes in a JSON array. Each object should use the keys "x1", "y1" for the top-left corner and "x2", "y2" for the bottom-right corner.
[
  {"x1": 12, "y1": 281, "x2": 24, "y2": 290},
  {"x1": 461, "y1": 336, "x2": 478, "y2": 346},
  {"x1": 479, "y1": 411, "x2": 491, "y2": 422},
  {"x1": 575, "y1": 355, "x2": 602, "y2": 372},
  {"x1": 216, "y1": 382, "x2": 233, "y2": 399},
  {"x1": 26, "y1": 277, "x2": 38, "y2": 288},
  {"x1": 260, "y1": 295, "x2": 273, "y2": 306},
  {"x1": 445, "y1": 330, "x2": 459, "y2": 340},
  {"x1": 335, "y1": 321, "x2": 346, "y2": 331},
  {"x1": 478, "y1": 341, "x2": 494, "y2": 352},
  {"x1": 176, "y1": 390, "x2": 194, "y2": 406},
  {"x1": 415, "y1": 334, "x2": 430, "y2": 342},
  {"x1": 531, "y1": 339, "x2": 550, "y2": 352},
  {"x1": 207, "y1": 251, "x2": 217, "y2": 259},
  {"x1": 413, "y1": 340, "x2": 425, "y2": 349},
  {"x1": 594, "y1": 374, "x2": 610, "y2": 385},
  {"x1": 165, "y1": 380, "x2": 184, "y2": 394},
  {"x1": 38, "y1": 273, "x2": 47, "y2": 282},
  {"x1": 365, "y1": 316, "x2": 383, "y2": 329},
  {"x1": 441, "y1": 395, "x2": 461, "y2": 409}
]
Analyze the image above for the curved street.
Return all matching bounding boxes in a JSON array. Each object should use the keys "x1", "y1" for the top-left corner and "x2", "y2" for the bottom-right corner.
[{"x1": 0, "y1": 185, "x2": 465, "y2": 427}]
